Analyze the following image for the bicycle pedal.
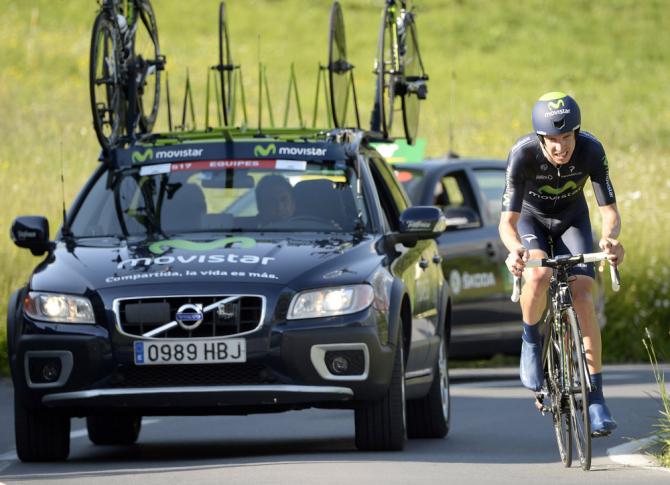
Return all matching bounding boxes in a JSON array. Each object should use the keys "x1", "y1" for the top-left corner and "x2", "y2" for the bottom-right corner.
[{"x1": 591, "y1": 429, "x2": 612, "y2": 438}]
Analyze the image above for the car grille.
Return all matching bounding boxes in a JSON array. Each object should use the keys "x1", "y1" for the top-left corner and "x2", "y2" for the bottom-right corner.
[
  {"x1": 115, "y1": 295, "x2": 264, "y2": 339},
  {"x1": 111, "y1": 363, "x2": 275, "y2": 388}
]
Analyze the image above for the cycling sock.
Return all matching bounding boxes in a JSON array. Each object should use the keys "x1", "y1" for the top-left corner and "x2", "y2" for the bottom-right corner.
[
  {"x1": 589, "y1": 373, "x2": 605, "y2": 403},
  {"x1": 521, "y1": 322, "x2": 541, "y2": 344}
]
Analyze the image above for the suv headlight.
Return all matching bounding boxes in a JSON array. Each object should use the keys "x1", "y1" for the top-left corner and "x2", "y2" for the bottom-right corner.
[
  {"x1": 24, "y1": 292, "x2": 95, "y2": 324},
  {"x1": 287, "y1": 284, "x2": 374, "y2": 320}
]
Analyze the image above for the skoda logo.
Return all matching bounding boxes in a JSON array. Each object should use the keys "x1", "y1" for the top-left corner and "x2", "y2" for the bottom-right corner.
[{"x1": 175, "y1": 303, "x2": 204, "y2": 330}]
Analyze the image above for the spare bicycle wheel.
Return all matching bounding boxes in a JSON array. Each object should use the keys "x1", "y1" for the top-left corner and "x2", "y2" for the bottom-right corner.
[
  {"x1": 401, "y1": 16, "x2": 427, "y2": 145},
  {"x1": 328, "y1": 1, "x2": 351, "y2": 127},
  {"x1": 89, "y1": 13, "x2": 124, "y2": 150},
  {"x1": 218, "y1": 1, "x2": 234, "y2": 125},
  {"x1": 375, "y1": 3, "x2": 397, "y2": 138},
  {"x1": 133, "y1": 0, "x2": 162, "y2": 134}
]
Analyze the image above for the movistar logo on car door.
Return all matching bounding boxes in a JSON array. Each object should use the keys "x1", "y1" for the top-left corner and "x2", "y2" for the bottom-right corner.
[{"x1": 254, "y1": 144, "x2": 277, "y2": 157}]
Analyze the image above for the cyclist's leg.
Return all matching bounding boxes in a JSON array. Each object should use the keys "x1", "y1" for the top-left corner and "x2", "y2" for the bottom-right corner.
[
  {"x1": 554, "y1": 217, "x2": 600, "y2": 373},
  {"x1": 556, "y1": 215, "x2": 617, "y2": 435},
  {"x1": 517, "y1": 212, "x2": 552, "y2": 324},
  {"x1": 517, "y1": 211, "x2": 552, "y2": 391}
]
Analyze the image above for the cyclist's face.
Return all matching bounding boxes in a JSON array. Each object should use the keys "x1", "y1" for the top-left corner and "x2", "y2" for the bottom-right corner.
[{"x1": 542, "y1": 132, "x2": 576, "y2": 165}]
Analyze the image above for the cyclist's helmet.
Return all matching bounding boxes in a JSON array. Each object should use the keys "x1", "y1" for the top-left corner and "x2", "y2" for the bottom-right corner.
[{"x1": 531, "y1": 91, "x2": 581, "y2": 136}]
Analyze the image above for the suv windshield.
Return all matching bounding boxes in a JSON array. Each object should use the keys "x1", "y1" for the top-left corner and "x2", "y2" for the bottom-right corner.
[{"x1": 70, "y1": 160, "x2": 369, "y2": 237}]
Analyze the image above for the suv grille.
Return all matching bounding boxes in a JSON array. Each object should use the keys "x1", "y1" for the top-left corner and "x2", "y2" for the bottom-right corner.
[{"x1": 115, "y1": 295, "x2": 264, "y2": 339}]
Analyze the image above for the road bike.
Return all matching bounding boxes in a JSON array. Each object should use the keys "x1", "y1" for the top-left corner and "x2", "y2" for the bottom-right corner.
[
  {"x1": 511, "y1": 252, "x2": 620, "y2": 470},
  {"x1": 89, "y1": 0, "x2": 165, "y2": 150},
  {"x1": 371, "y1": 0, "x2": 429, "y2": 145}
]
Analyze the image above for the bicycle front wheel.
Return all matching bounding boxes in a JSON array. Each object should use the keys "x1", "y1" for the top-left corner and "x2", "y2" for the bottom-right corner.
[
  {"x1": 544, "y1": 315, "x2": 572, "y2": 467},
  {"x1": 375, "y1": 3, "x2": 398, "y2": 137},
  {"x1": 89, "y1": 13, "x2": 124, "y2": 150},
  {"x1": 564, "y1": 307, "x2": 591, "y2": 470},
  {"x1": 133, "y1": 0, "x2": 161, "y2": 133}
]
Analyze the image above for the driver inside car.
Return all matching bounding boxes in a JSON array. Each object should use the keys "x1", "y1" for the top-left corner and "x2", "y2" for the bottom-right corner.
[{"x1": 255, "y1": 174, "x2": 296, "y2": 226}]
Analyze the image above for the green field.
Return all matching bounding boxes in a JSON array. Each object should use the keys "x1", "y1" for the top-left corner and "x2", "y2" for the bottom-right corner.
[{"x1": 1, "y1": 0, "x2": 669, "y2": 375}]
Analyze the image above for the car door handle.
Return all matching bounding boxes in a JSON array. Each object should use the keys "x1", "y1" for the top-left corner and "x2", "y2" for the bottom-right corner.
[
  {"x1": 486, "y1": 242, "x2": 497, "y2": 258},
  {"x1": 419, "y1": 259, "x2": 429, "y2": 269},
  {"x1": 432, "y1": 255, "x2": 442, "y2": 264}
]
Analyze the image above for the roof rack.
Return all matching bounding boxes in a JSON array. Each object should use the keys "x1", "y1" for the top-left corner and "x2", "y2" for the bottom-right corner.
[{"x1": 88, "y1": 1, "x2": 429, "y2": 164}]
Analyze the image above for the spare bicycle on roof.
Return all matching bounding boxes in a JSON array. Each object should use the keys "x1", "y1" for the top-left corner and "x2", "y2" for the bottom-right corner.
[{"x1": 88, "y1": 0, "x2": 430, "y2": 155}]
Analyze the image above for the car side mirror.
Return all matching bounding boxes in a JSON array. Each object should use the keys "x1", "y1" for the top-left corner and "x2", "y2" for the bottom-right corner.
[
  {"x1": 443, "y1": 206, "x2": 481, "y2": 230},
  {"x1": 11, "y1": 216, "x2": 51, "y2": 256},
  {"x1": 399, "y1": 206, "x2": 447, "y2": 238}
]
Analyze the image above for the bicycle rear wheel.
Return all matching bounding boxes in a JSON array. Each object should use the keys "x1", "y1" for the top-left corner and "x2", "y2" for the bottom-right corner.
[
  {"x1": 328, "y1": 1, "x2": 350, "y2": 128},
  {"x1": 89, "y1": 13, "x2": 124, "y2": 150},
  {"x1": 544, "y1": 315, "x2": 572, "y2": 467},
  {"x1": 400, "y1": 15, "x2": 426, "y2": 145},
  {"x1": 375, "y1": 3, "x2": 398, "y2": 138},
  {"x1": 564, "y1": 307, "x2": 591, "y2": 470},
  {"x1": 133, "y1": 0, "x2": 161, "y2": 133}
]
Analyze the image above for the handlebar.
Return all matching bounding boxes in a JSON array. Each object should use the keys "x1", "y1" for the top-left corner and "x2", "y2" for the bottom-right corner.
[{"x1": 510, "y1": 252, "x2": 620, "y2": 302}]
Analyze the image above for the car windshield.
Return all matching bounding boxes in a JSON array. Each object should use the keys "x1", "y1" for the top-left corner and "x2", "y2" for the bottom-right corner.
[{"x1": 70, "y1": 160, "x2": 370, "y2": 237}]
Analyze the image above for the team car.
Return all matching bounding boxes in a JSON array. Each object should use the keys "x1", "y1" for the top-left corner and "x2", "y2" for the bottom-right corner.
[{"x1": 7, "y1": 129, "x2": 452, "y2": 461}]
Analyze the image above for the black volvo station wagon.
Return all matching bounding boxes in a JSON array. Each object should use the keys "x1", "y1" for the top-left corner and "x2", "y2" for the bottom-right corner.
[{"x1": 8, "y1": 129, "x2": 452, "y2": 461}]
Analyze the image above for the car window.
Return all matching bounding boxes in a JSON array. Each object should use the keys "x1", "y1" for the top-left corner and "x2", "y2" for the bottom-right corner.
[
  {"x1": 369, "y1": 157, "x2": 407, "y2": 231},
  {"x1": 393, "y1": 168, "x2": 424, "y2": 205},
  {"x1": 471, "y1": 168, "x2": 506, "y2": 221},
  {"x1": 70, "y1": 161, "x2": 370, "y2": 236}
]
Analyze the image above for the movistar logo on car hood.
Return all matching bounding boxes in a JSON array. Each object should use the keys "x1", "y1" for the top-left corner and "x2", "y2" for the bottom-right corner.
[
  {"x1": 148, "y1": 237, "x2": 256, "y2": 255},
  {"x1": 538, "y1": 181, "x2": 577, "y2": 195}
]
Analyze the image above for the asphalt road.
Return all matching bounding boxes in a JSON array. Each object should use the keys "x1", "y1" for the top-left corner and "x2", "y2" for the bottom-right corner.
[{"x1": 0, "y1": 364, "x2": 668, "y2": 484}]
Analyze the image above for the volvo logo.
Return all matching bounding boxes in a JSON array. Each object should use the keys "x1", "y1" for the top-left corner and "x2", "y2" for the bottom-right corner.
[{"x1": 175, "y1": 304, "x2": 204, "y2": 330}]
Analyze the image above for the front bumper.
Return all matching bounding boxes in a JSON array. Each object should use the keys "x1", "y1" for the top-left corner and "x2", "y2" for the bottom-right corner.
[{"x1": 12, "y1": 307, "x2": 395, "y2": 414}]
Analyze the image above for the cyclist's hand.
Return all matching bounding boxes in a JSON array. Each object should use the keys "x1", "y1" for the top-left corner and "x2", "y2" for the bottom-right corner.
[
  {"x1": 599, "y1": 237, "x2": 624, "y2": 266},
  {"x1": 505, "y1": 246, "x2": 528, "y2": 277}
]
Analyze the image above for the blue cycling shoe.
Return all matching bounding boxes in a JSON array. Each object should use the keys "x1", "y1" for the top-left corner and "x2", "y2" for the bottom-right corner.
[
  {"x1": 589, "y1": 401, "x2": 617, "y2": 437},
  {"x1": 520, "y1": 339, "x2": 544, "y2": 391}
]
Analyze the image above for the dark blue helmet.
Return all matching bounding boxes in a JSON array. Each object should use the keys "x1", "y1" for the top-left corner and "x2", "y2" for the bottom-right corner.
[{"x1": 531, "y1": 92, "x2": 581, "y2": 136}]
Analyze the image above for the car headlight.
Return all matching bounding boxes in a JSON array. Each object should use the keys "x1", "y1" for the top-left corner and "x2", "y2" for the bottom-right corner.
[
  {"x1": 24, "y1": 292, "x2": 95, "y2": 324},
  {"x1": 287, "y1": 284, "x2": 374, "y2": 320}
]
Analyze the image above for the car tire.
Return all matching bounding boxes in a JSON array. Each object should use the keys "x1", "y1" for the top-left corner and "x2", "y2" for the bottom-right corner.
[
  {"x1": 406, "y1": 334, "x2": 450, "y2": 439},
  {"x1": 87, "y1": 414, "x2": 142, "y2": 445},
  {"x1": 354, "y1": 330, "x2": 406, "y2": 451},
  {"x1": 15, "y1": 396, "x2": 70, "y2": 462}
]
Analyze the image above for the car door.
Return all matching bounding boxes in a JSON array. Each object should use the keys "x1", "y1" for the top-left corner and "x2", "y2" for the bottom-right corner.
[
  {"x1": 430, "y1": 166, "x2": 514, "y2": 341},
  {"x1": 368, "y1": 155, "x2": 442, "y2": 372}
]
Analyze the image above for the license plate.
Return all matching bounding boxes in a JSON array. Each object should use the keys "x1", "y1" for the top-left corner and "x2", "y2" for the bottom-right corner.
[{"x1": 134, "y1": 339, "x2": 246, "y2": 365}]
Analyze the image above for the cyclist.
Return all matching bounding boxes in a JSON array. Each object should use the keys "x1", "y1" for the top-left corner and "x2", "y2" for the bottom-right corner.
[{"x1": 498, "y1": 92, "x2": 625, "y2": 437}]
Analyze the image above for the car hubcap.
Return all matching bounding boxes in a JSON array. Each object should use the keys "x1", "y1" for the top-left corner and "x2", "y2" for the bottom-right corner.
[{"x1": 439, "y1": 339, "x2": 449, "y2": 419}]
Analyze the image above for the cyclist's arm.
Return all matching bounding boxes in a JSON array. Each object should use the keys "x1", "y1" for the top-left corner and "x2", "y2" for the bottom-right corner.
[
  {"x1": 499, "y1": 211, "x2": 527, "y2": 276},
  {"x1": 598, "y1": 203, "x2": 624, "y2": 265}
]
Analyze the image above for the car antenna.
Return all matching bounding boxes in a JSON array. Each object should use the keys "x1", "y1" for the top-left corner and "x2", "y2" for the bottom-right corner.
[
  {"x1": 60, "y1": 139, "x2": 73, "y2": 238},
  {"x1": 447, "y1": 70, "x2": 459, "y2": 159}
]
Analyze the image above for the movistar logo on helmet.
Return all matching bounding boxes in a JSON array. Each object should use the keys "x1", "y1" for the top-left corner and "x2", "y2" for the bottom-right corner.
[
  {"x1": 132, "y1": 148, "x2": 154, "y2": 163},
  {"x1": 149, "y1": 237, "x2": 257, "y2": 255},
  {"x1": 538, "y1": 181, "x2": 577, "y2": 195},
  {"x1": 547, "y1": 99, "x2": 565, "y2": 110},
  {"x1": 254, "y1": 144, "x2": 277, "y2": 157}
]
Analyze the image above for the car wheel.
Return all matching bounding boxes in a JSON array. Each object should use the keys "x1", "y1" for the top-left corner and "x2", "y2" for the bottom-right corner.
[
  {"x1": 15, "y1": 395, "x2": 70, "y2": 462},
  {"x1": 87, "y1": 414, "x2": 142, "y2": 445},
  {"x1": 354, "y1": 330, "x2": 406, "y2": 451},
  {"x1": 407, "y1": 334, "x2": 450, "y2": 439}
]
